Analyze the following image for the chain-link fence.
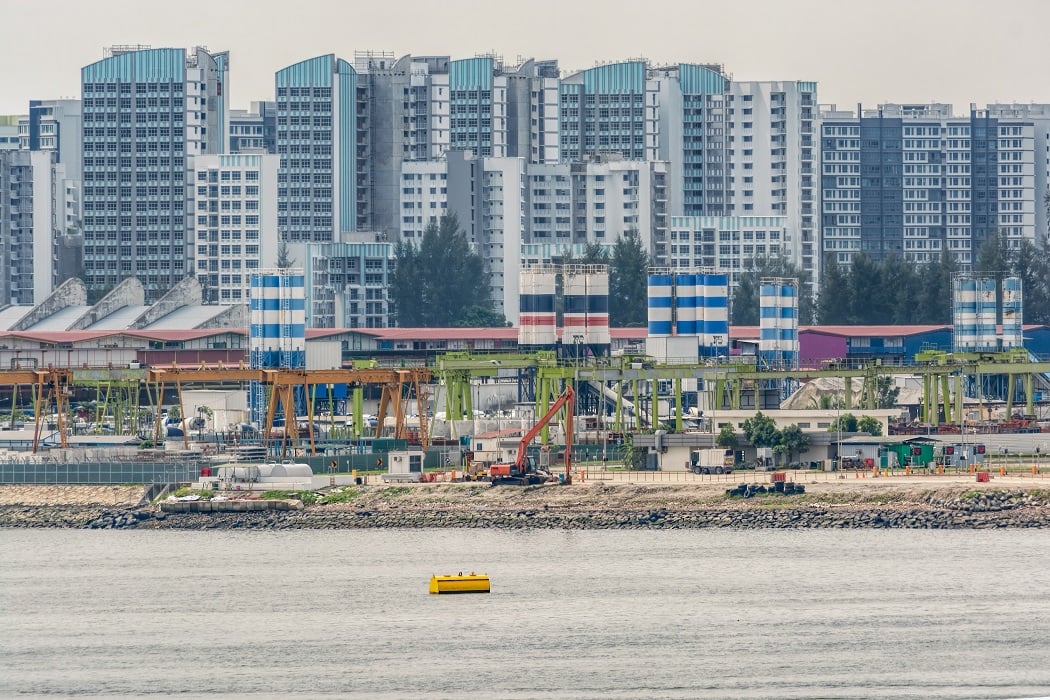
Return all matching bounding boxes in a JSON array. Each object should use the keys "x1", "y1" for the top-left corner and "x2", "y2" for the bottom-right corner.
[{"x1": 0, "y1": 459, "x2": 200, "y2": 485}]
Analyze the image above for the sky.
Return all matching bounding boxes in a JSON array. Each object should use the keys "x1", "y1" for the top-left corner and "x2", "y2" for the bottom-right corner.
[{"x1": 2, "y1": 0, "x2": 1048, "y2": 114}]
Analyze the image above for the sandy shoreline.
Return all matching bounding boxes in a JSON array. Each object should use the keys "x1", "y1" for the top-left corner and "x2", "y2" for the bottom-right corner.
[{"x1": 2, "y1": 473, "x2": 1050, "y2": 529}]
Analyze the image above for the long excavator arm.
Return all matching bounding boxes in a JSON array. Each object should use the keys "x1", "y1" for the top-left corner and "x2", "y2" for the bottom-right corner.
[{"x1": 514, "y1": 384, "x2": 574, "y2": 481}]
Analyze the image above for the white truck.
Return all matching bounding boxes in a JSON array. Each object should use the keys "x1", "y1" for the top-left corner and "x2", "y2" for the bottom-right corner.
[{"x1": 689, "y1": 448, "x2": 735, "y2": 475}]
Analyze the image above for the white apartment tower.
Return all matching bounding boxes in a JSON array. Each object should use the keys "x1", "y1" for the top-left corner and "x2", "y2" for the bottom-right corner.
[
  {"x1": 80, "y1": 46, "x2": 230, "y2": 302},
  {"x1": 192, "y1": 154, "x2": 280, "y2": 304}
]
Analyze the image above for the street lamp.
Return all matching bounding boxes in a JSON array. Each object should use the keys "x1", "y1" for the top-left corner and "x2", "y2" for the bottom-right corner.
[{"x1": 572, "y1": 334, "x2": 584, "y2": 437}]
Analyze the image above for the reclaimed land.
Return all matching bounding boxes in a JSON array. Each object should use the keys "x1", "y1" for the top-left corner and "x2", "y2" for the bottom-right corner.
[{"x1": 3, "y1": 475, "x2": 1050, "y2": 530}]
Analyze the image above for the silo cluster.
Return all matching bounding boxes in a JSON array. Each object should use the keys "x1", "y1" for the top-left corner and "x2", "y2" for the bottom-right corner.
[
  {"x1": 647, "y1": 267, "x2": 730, "y2": 355},
  {"x1": 952, "y1": 273, "x2": 1024, "y2": 351},
  {"x1": 517, "y1": 264, "x2": 610, "y2": 348},
  {"x1": 759, "y1": 278, "x2": 799, "y2": 370}
]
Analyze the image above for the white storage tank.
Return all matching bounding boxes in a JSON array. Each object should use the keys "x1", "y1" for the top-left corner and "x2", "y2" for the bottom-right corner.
[
  {"x1": 1002, "y1": 276, "x2": 1023, "y2": 349},
  {"x1": 518, "y1": 265, "x2": 558, "y2": 347},
  {"x1": 952, "y1": 275, "x2": 979, "y2": 351}
]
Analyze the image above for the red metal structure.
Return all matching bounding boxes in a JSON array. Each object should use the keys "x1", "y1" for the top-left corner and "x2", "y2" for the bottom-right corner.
[{"x1": 489, "y1": 384, "x2": 574, "y2": 485}]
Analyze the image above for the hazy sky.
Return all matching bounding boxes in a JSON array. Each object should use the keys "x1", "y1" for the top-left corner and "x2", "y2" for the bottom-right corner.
[{"x1": 2, "y1": 0, "x2": 1048, "y2": 114}]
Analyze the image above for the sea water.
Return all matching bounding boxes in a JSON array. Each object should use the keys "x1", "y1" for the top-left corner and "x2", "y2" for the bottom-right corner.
[{"x1": 2, "y1": 528, "x2": 1049, "y2": 699}]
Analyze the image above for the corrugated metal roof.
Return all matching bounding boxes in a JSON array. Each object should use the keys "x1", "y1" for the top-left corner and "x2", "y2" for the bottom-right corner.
[
  {"x1": 370, "y1": 327, "x2": 519, "y2": 341},
  {"x1": 801, "y1": 325, "x2": 950, "y2": 337},
  {"x1": 26, "y1": 306, "x2": 91, "y2": 331},
  {"x1": 0, "y1": 306, "x2": 33, "y2": 331},
  {"x1": 87, "y1": 306, "x2": 150, "y2": 330},
  {"x1": 305, "y1": 328, "x2": 372, "y2": 340},
  {"x1": 2, "y1": 330, "x2": 119, "y2": 343},
  {"x1": 0, "y1": 329, "x2": 242, "y2": 344},
  {"x1": 143, "y1": 306, "x2": 229, "y2": 329}
]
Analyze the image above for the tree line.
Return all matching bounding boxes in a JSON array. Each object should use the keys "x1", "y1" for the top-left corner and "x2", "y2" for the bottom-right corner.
[
  {"x1": 389, "y1": 215, "x2": 652, "y2": 328},
  {"x1": 390, "y1": 217, "x2": 1050, "y2": 329},
  {"x1": 813, "y1": 233, "x2": 1050, "y2": 326}
]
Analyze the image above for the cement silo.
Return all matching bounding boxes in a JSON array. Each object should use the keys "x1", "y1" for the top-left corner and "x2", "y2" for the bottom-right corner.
[
  {"x1": 952, "y1": 275, "x2": 979, "y2": 351},
  {"x1": 976, "y1": 277, "x2": 998, "y2": 351},
  {"x1": 647, "y1": 268, "x2": 673, "y2": 337},
  {"x1": 674, "y1": 271, "x2": 696, "y2": 336},
  {"x1": 518, "y1": 265, "x2": 559, "y2": 347},
  {"x1": 249, "y1": 269, "x2": 306, "y2": 423},
  {"x1": 563, "y1": 264, "x2": 610, "y2": 349},
  {"x1": 699, "y1": 271, "x2": 729, "y2": 355},
  {"x1": 1002, "y1": 276, "x2": 1023, "y2": 349},
  {"x1": 759, "y1": 278, "x2": 798, "y2": 370}
]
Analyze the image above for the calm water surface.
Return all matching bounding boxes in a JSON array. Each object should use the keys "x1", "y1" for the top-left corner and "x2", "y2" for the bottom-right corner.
[{"x1": 1, "y1": 528, "x2": 1049, "y2": 699}]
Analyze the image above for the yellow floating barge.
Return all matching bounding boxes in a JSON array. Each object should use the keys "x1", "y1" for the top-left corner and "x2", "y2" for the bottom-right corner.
[{"x1": 429, "y1": 573, "x2": 490, "y2": 594}]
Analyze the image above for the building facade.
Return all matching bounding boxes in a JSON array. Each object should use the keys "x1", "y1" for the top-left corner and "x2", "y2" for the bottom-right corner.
[
  {"x1": 17, "y1": 99, "x2": 83, "y2": 280},
  {"x1": 0, "y1": 150, "x2": 57, "y2": 304},
  {"x1": 298, "y1": 234, "x2": 395, "y2": 328},
  {"x1": 447, "y1": 151, "x2": 526, "y2": 323},
  {"x1": 399, "y1": 160, "x2": 448, "y2": 240},
  {"x1": 80, "y1": 46, "x2": 229, "y2": 302},
  {"x1": 191, "y1": 153, "x2": 280, "y2": 304},
  {"x1": 275, "y1": 54, "x2": 369, "y2": 242},
  {"x1": 668, "y1": 215, "x2": 789, "y2": 293},
  {"x1": 820, "y1": 103, "x2": 1049, "y2": 267}
]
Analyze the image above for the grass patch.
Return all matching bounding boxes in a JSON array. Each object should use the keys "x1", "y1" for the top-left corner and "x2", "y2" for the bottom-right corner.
[
  {"x1": 320, "y1": 488, "x2": 360, "y2": 505},
  {"x1": 259, "y1": 489, "x2": 318, "y2": 505},
  {"x1": 380, "y1": 486, "x2": 413, "y2": 499},
  {"x1": 961, "y1": 490, "x2": 982, "y2": 499}
]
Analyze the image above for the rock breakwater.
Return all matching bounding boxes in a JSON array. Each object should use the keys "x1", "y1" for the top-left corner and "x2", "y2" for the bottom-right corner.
[{"x1": 2, "y1": 483, "x2": 1049, "y2": 530}]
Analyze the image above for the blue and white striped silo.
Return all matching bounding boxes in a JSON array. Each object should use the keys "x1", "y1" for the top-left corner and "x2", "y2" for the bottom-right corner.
[
  {"x1": 759, "y1": 278, "x2": 798, "y2": 370},
  {"x1": 249, "y1": 270, "x2": 307, "y2": 423},
  {"x1": 952, "y1": 275, "x2": 979, "y2": 351},
  {"x1": 1002, "y1": 276, "x2": 1023, "y2": 349},
  {"x1": 674, "y1": 271, "x2": 696, "y2": 335},
  {"x1": 700, "y1": 272, "x2": 729, "y2": 355},
  {"x1": 647, "y1": 269, "x2": 673, "y2": 337},
  {"x1": 976, "y1": 277, "x2": 998, "y2": 351}
]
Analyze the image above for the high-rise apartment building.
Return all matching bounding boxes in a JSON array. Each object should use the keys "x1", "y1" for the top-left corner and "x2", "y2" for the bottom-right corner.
[
  {"x1": 0, "y1": 150, "x2": 58, "y2": 304},
  {"x1": 559, "y1": 61, "x2": 658, "y2": 163},
  {"x1": 191, "y1": 154, "x2": 280, "y2": 304},
  {"x1": 298, "y1": 233, "x2": 395, "y2": 328},
  {"x1": 365, "y1": 54, "x2": 559, "y2": 240},
  {"x1": 723, "y1": 81, "x2": 818, "y2": 277},
  {"x1": 668, "y1": 215, "x2": 789, "y2": 291},
  {"x1": 17, "y1": 99, "x2": 83, "y2": 281},
  {"x1": 820, "y1": 103, "x2": 1049, "y2": 267},
  {"x1": 560, "y1": 62, "x2": 817, "y2": 284},
  {"x1": 275, "y1": 54, "x2": 369, "y2": 243},
  {"x1": 447, "y1": 151, "x2": 526, "y2": 322},
  {"x1": 0, "y1": 116, "x2": 19, "y2": 150},
  {"x1": 524, "y1": 154, "x2": 669, "y2": 254},
  {"x1": 80, "y1": 45, "x2": 229, "y2": 302}
]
